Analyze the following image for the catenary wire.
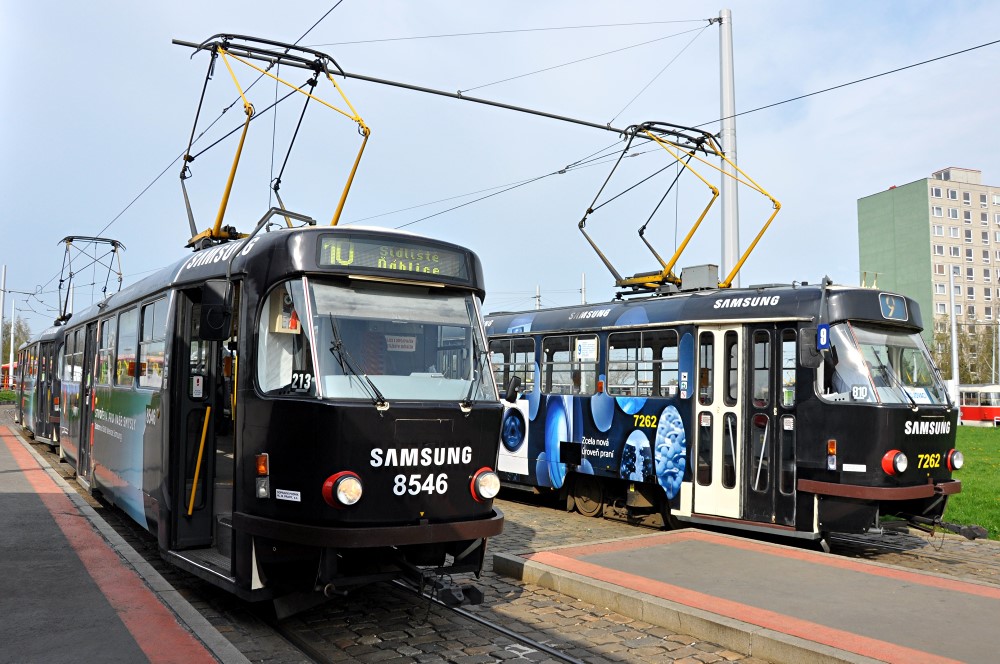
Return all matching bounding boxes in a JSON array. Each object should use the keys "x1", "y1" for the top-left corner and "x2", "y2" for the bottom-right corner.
[
  {"x1": 459, "y1": 26, "x2": 708, "y2": 94},
  {"x1": 310, "y1": 19, "x2": 709, "y2": 47}
]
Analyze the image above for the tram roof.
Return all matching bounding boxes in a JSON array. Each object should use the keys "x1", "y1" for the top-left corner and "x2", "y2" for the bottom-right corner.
[
  {"x1": 485, "y1": 283, "x2": 924, "y2": 334},
  {"x1": 58, "y1": 225, "x2": 487, "y2": 326}
]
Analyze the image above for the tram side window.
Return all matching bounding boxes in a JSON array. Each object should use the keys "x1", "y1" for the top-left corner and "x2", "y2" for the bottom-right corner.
[
  {"x1": 960, "y1": 391, "x2": 980, "y2": 406},
  {"x1": 97, "y1": 318, "x2": 116, "y2": 385},
  {"x1": 724, "y1": 331, "x2": 738, "y2": 406},
  {"x1": 698, "y1": 332, "x2": 714, "y2": 406},
  {"x1": 115, "y1": 307, "x2": 138, "y2": 388},
  {"x1": 781, "y1": 329, "x2": 796, "y2": 407},
  {"x1": 542, "y1": 334, "x2": 597, "y2": 395},
  {"x1": 139, "y1": 298, "x2": 167, "y2": 389},
  {"x1": 489, "y1": 337, "x2": 535, "y2": 395},
  {"x1": 62, "y1": 331, "x2": 75, "y2": 382},
  {"x1": 752, "y1": 331, "x2": 770, "y2": 407},
  {"x1": 608, "y1": 329, "x2": 678, "y2": 397}
]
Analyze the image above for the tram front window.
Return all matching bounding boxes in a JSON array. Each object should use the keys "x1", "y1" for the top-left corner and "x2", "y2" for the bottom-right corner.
[
  {"x1": 821, "y1": 323, "x2": 948, "y2": 405},
  {"x1": 257, "y1": 278, "x2": 497, "y2": 402}
]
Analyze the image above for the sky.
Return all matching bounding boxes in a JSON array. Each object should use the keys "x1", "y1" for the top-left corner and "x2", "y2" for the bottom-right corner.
[{"x1": 1, "y1": 1, "x2": 998, "y2": 335}]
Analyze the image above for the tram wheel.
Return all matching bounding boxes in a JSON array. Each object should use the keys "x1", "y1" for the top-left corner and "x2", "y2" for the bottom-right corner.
[{"x1": 572, "y1": 475, "x2": 604, "y2": 518}]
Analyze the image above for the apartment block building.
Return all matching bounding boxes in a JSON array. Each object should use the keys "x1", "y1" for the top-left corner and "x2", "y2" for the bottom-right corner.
[{"x1": 858, "y1": 167, "x2": 1000, "y2": 347}]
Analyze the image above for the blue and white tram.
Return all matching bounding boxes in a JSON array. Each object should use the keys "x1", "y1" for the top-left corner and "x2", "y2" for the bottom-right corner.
[{"x1": 487, "y1": 280, "x2": 970, "y2": 540}]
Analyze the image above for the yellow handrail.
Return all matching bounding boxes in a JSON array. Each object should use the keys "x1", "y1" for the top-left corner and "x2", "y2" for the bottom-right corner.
[{"x1": 187, "y1": 406, "x2": 212, "y2": 516}]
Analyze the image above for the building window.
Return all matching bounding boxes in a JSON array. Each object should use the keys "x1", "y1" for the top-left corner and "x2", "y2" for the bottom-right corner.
[
  {"x1": 963, "y1": 191, "x2": 972, "y2": 205},
  {"x1": 965, "y1": 229, "x2": 973, "y2": 243},
  {"x1": 934, "y1": 282, "x2": 946, "y2": 295},
  {"x1": 935, "y1": 302, "x2": 946, "y2": 314},
  {"x1": 932, "y1": 225, "x2": 944, "y2": 236},
  {"x1": 994, "y1": 194, "x2": 1000, "y2": 205},
  {"x1": 995, "y1": 213, "x2": 1000, "y2": 225},
  {"x1": 987, "y1": 288, "x2": 994, "y2": 301},
  {"x1": 983, "y1": 231, "x2": 991, "y2": 244},
  {"x1": 950, "y1": 246, "x2": 961, "y2": 257},
  {"x1": 950, "y1": 227, "x2": 960, "y2": 238},
  {"x1": 930, "y1": 186, "x2": 942, "y2": 198},
  {"x1": 967, "y1": 266, "x2": 975, "y2": 280},
  {"x1": 982, "y1": 194, "x2": 989, "y2": 207},
  {"x1": 932, "y1": 206, "x2": 944, "y2": 217},
  {"x1": 934, "y1": 263, "x2": 945, "y2": 275},
  {"x1": 985, "y1": 250, "x2": 992, "y2": 263},
  {"x1": 964, "y1": 210, "x2": 973, "y2": 222},
  {"x1": 954, "y1": 284, "x2": 962, "y2": 296},
  {"x1": 987, "y1": 307, "x2": 993, "y2": 321},
  {"x1": 968, "y1": 305, "x2": 976, "y2": 318},
  {"x1": 955, "y1": 304, "x2": 963, "y2": 317},
  {"x1": 949, "y1": 208, "x2": 959, "y2": 219},
  {"x1": 948, "y1": 189, "x2": 958, "y2": 200},
  {"x1": 933, "y1": 244, "x2": 944, "y2": 255},
  {"x1": 966, "y1": 248, "x2": 974, "y2": 262},
  {"x1": 983, "y1": 212, "x2": 990, "y2": 224},
  {"x1": 968, "y1": 286, "x2": 976, "y2": 300}
]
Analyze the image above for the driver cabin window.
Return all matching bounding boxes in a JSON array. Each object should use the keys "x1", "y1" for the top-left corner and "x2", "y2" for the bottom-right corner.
[{"x1": 489, "y1": 337, "x2": 535, "y2": 395}]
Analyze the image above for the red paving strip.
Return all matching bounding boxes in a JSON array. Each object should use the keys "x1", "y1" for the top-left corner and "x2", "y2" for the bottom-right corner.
[
  {"x1": 551, "y1": 529, "x2": 1000, "y2": 600},
  {"x1": 527, "y1": 549, "x2": 962, "y2": 664},
  {"x1": 1, "y1": 431, "x2": 217, "y2": 664}
]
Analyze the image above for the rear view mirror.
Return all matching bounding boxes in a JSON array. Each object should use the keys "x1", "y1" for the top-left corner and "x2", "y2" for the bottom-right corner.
[
  {"x1": 200, "y1": 280, "x2": 233, "y2": 341},
  {"x1": 799, "y1": 327, "x2": 823, "y2": 369},
  {"x1": 505, "y1": 376, "x2": 522, "y2": 403}
]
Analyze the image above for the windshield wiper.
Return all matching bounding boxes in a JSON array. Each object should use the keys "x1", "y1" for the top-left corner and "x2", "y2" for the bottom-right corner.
[
  {"x1": 460, "y1": 344, "x2": 491, "y2": 413},
  {"x1": 872, "y1": 350, "x2": 918, "y2": 409},
  {"x1": 329, "y1": 316, "x2": 388, "y2": 411}
]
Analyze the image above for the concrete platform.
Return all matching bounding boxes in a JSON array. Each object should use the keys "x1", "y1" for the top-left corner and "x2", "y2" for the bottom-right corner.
[
  {"x1": 494, "y1": 529, "x2": 1000, "y2": 664},
  {"x1": 0, "y1": 426, "x2": 249, "y2": 664}
]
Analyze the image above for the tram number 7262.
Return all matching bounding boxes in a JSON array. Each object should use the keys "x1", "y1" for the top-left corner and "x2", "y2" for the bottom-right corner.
[{"x1": 917, "y1": 453, "x2": 942, "y2": 469}]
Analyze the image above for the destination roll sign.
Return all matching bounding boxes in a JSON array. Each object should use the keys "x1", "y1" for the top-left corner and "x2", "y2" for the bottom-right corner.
[{"x1": 318, "y1": 235, "x2": 470, "y2": 281}]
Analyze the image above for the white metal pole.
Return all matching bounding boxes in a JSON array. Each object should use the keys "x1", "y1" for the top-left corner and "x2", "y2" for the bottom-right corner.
[
  {"x1": 581, "y1": 273, "x2": 586, "y2": 305},
  {"x1": 949, "y1": 266, "x2": 959, "y2": 402},
  {"x1": 7, "y1": 300, "x2": 15, "y2": 388},
  {"x1": 719, "y1": 9, "x2": 740, "y2": 286},
  {"x1": 535, "y1": 285, "x2": 540, "y2": 311}
]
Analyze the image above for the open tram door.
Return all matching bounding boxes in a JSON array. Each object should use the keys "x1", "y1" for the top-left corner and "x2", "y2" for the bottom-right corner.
[
  {"x1": 692, "y1": 326, "x2": 741, "y2": 519},
  {"x1": 76, "y1": 321, "x2": 99, "y2": 489},
  {"x1": 742, "y1": 324, "x2": 797, "y2": 527},
  {"x1": 169, "y1": 282, "x2": 236, "y2": 562}
]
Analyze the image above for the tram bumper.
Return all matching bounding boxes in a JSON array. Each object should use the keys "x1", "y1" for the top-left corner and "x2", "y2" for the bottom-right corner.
[
  {"x1": 232, "y1": 507, "x2": 504, "y2": 548},
  {"x1": 798, "y1": 478, "x2": 961, "y2": 534}
]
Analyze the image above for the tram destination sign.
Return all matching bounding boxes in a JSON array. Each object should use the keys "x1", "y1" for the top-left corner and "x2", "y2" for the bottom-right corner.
[{"x1": 318, "y1": 235, "x2": 470, "y2": 281}]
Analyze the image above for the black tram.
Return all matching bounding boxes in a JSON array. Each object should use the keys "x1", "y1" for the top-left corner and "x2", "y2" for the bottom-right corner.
[
  {"x1": 15, "y1": 325, "x2": 64, "y2": 445},
  {"x1": 57, "y1": 225, "x2": 504, "y2": 600},
  {"x1": 487, "y1": 277, "x2": 970, "y2": 541}
]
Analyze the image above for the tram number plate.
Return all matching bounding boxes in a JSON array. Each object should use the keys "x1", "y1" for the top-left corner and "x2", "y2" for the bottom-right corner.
[
  {"x1": 393, "y1": 473, "x2": 449, "y2": 495},
  {"x1": 290, "y1": 371, "x2": 313, "y2": 392},
  {"x1": 917, "y1": 453, "x2": 941, "y2": 469}
]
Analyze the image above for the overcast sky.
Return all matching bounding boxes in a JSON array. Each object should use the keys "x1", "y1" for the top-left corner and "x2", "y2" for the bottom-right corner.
[{"x1": 1, "y1": 1, "x2": 997, "y2": 334}]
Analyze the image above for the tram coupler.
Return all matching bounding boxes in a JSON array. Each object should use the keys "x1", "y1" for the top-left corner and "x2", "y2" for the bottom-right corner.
[
  {"x1": 397, "y1": 561, "x2": 486, "y2": 606},
  {"x1": 904, "y1": 514, "x2": 988, "y2": 540}
]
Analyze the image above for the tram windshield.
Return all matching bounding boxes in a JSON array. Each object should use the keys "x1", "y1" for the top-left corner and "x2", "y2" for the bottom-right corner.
[
  {"x1": 257, "y1": 278, "x2": 497, "y2": 403},
  {"x1": 821, "y1": 323, "x2": 949, "y2": 405}
]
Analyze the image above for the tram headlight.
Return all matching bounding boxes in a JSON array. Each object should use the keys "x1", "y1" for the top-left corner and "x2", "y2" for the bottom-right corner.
[
  {"x1": 322, "y1": 471, "x2": 363, "y2": 508},
  {"x1": 947, "y1": 449, "x2": 964, "y2": 471},
  {"x1": 881, "y1": 450, "x2": 908, "y2": 475},
  {"x1": 471, "y1": 467, "x2": 501, "y2": 502}
]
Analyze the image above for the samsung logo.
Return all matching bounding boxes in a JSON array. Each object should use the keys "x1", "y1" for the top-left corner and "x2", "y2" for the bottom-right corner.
[
  {"x1": 370, "y1": 446, "x2": 472, "y2": 468},
  {"x1": 569, "y1": 308, "x2": 612, "y2": 320},
  {"x1": 903, "y1": 421, "x2": 951, "y2": 435},
  {"x1": 713, "y1": 296, "x2": 781, "y2": 309}
]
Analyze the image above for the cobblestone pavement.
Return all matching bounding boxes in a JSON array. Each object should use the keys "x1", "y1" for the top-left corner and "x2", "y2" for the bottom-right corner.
[{"x1": 6, "y1": 405, "x2": 998, "y2": 664}]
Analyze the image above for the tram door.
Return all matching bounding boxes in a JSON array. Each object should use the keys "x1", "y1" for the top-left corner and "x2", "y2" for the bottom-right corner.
[
  {"x1": 77, "y1": 322, "x2": 98, "y2": 487},
  {"x1": 743, "y1": 325, "x2": 796, "y2": 526},
  {"x1": 692, "y1": 326, "x2": 741, "y2": 519},
  {"x1": 171, "y1": 292, "x2": 221, "y2": 549}
]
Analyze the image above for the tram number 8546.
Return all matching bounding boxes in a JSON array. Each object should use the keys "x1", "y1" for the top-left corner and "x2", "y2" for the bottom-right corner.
[{"x1": 394, "y1": 473, "x2": 449, "y2": 495}]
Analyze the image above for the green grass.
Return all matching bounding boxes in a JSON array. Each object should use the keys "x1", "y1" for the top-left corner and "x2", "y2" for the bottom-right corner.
[
  {"x1": 0, "y1": 389, "x2": 15, "y2": 403},
  {"x1": 945, "y1": 427, "x2": 1000, "y2": 540}
]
